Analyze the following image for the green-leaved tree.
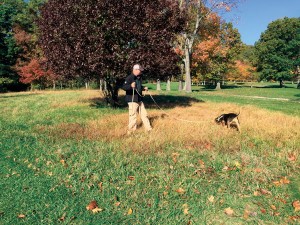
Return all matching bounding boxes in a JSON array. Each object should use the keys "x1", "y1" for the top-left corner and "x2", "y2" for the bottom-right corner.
[{"x1": 255, "y1": 17, "x2": 300, "y2": 87}]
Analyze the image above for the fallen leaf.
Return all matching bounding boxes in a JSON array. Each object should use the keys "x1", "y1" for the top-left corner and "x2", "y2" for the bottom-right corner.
[
  {"x1": 115, "y1": 202, "x2": 121, "y2": 207},
  {"x1": 204, "y1": 142, "x2": 212, "y2": 150},
  {"x1": 208, "y1": 195, "x2": 215, "y2": 203},
  {"x1": 234, "y1": 161, "x2": 241, "y2": 169},
  {"x1": 243, "y1": 209, "x2": 250, "y2": 219},
  {"x1": 270, "y1": 205, "x2": 277, "y2": 210},
  {"x1": 18, "y1": 214, "x2": 26, "y2": 218},
  {"x1": 260, "y1": 208, "x2": 266, "y2": 214},
  {"x1": 222, "y1": 166, "x2": 229, "y2": 171},
  {"x1": 253, "y1": 191, "x2": 260, "y2": 196},
  {"x1": 281, "y1": 177, "x2": 290, "y2": 184},
  {"x1": 183, "y1": 208, "x2": 189, "y2": 215},
  {"x1": 182, "y1": 204, "x2": 189, "y2": 215},
  {"x1": 250, "y1": 211, "x2": 258, "y2": 217},
  {"x1": 224, "y1": 207, "x2": 234, "y2": 216},
  {"x1": 287, "y1": 153, "x2": 297, "y2": 162},
  {"x1": 193, "y1": 189, "x2": 201, "y2": 194},
  {"x1": 98, "y1": 182, "x2": 103, "y2": 192},
  {"x1": 127, "y1": 208, "x2": 133, "y2": 215},
  {"x1": 92, "y1": 207, "x2": 103, "y2": 214},
  {"x1": 259, "y1": 188, "x2": 271, "y2": 195},
  {"x1": 172, "y1": 153, "x2": 180, "y2": 163},
  {"x1": 289, "y1": 215, "x2": 300, "y2": 221},
  {"x1": 60, "y1": 159, "x2": 68, "y2": 167},
  {"x1": 59, "y1": 212, "x2": 66, "y2": 221},
  {"x1": 175, "y1": 188, "x2": 185, "y2": 194},
  {"x1": 277, "y1": 198, "x2": 287, "y2": 204},
  {"x1": 273, "y1": 177, "x2": 290, "y2": 186},
  {"x1": 254, "y1": 168, "x2": 262, "y2": 173},
  {"x1": 198, "y1": 160, "x2": 205, "y2": 168},
  {"x1": 292, "y1": 200, "x2": 300, "y2": 212},
  {"x1": 86, "y1": 200, "x2": 98, "y2": 211},
  {"x1": 128, "y1": 176, "x2": 135, "y2": 181}
]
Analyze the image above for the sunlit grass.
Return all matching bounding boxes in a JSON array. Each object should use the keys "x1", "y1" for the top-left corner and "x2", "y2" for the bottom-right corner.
[{"x1": 1, "y1": 89, "x2": 300, "y2": 224}]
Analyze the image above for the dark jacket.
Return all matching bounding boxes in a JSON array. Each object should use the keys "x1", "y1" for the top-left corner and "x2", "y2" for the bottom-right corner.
[{"x1": 122, "y1": 74, "x2": 144, "y2": 102}]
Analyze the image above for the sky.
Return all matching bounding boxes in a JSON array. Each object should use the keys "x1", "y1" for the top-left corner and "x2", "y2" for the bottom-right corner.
[{"x1": 224, "y1": 0, "x2": 300, "y2": 46}]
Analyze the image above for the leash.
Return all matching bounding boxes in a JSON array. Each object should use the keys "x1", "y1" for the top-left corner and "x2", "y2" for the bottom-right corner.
[{"x1": 135, "y1": 89, "x2": 206, "y2": 124}]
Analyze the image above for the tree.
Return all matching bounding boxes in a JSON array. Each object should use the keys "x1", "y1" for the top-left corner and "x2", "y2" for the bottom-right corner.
[
  {"x1": 0, "y1": 0, "x2": 25, "y2": 91},
  {"x1": 176, "y1": 0, "x2": 239, "y2": 92},
  {"x1": 38, "y1": 0, "x2": 184, "y2": 104},
  {"x1": 0, "y1": 0, "x2": 46, "y2": 92},
  {"x1": 255, "y1": 17, "x2": 300, "y2": 87},
  {"x1": 13, "y1": 0, "x2": 47, "y2": 65},
  {"x1": 192, "y1": 22, "x2": 242, "y2": 85},
  {"x1": 18, "y1": 57, "x2": 58, "y2": 90}
]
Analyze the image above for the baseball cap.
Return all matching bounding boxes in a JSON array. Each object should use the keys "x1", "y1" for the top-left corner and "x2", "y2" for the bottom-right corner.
[{"x1": 133, "y1": 64, "x2": 144, "y2": 71}]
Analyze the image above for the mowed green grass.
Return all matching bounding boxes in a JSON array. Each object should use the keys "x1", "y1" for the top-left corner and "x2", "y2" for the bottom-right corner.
[
  {"x1": 1, "y1": 87, "x2": 300, "y2": 224},
  {"x1": 147, "y1": 82, "x2": 300, "y2": 116}
]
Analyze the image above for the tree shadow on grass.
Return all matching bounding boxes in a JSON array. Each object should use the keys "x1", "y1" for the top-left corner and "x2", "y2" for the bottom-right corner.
[
  {"x1": 89, "y1": 95, "x2": 204, "y2": 110},
  {"x1": 200, "y1": 84, "x2": 245, "y2": 91},
  {"x1": 0, "y1": 93, "x2": 40, "y2": 99},
  {"x1": 255, "y1": 84, "x2": 294, "y2": 89},
  {"x1": 294, "y1": 94, "x2": 300, "y2": 102},
  {"x1": 143, "y1": 95, "x2": 203, "y2": 109}
]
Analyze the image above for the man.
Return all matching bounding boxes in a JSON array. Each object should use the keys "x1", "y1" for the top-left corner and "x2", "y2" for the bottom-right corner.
[{"x1": 122, "y1": 64, "x2": 152, "y2": 134}]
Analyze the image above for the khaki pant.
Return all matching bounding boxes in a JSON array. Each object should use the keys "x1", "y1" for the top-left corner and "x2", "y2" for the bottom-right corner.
[{"x1": 128, "y1": 102, "x2": 152, "y2": 132}]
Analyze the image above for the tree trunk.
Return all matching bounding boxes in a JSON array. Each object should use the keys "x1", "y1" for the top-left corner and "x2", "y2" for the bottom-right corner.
[
  {"x1": 215, "y1": 82, "x2": 221, "y2": 90},
  {"x1": 85, "y1": 82, "x2": 88, "y2": 89},
  {"x1": 101, "y1": 77, "x2": 123, "y2": 107},
  {"x1": 100, "y1": 79, "x2": 104, "y2": 91},
  {"x1": 104, "y1": 80, "x2": 107, "y2": 91},
  {"x1": 53, "y1": 80, "x2": 56, "y2": 90},
  {"x1": 178, "y1": 80, "x2": 183, "y2": 91},
  {"x1": 184, "y1": 46, "x2": 192, "y2": 92},
  {"x1": 279, "y1": 79, "x2": 284, "y2": 88},
  {"x1": 166, "y1": 78, "x2": 171, "y2": 91},
  {"x1": 156, "y1": 79, "x2": 161, "y2": 91}
]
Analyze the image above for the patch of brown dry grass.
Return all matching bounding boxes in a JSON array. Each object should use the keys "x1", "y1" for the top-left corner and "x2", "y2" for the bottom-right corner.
[
  {"x1": 49, "y1": 90, "x2": 102, "y2": 108},
  {"x1": 42, "y1": 101, "x2": 300, "y2": 154}
]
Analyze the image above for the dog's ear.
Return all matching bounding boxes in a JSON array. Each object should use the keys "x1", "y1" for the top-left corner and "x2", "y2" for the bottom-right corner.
[
  {"x1": 215, "y1": 115, "x2": 223, "y2": 123},
  {"x1": 216, "y1": 115, "x2": 223, "y2": 122}
]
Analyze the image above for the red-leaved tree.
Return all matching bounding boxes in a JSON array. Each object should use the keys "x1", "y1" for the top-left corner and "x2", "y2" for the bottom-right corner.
[
  {"x1": 19, "y1": 58, "x2": 56, "y2": 90},
  {"x1": 38, "y1": 0, "x2": 185, "y2": 104},
  {"x1": 176, "y1": 0, "x2": 240, "y2": 92}
]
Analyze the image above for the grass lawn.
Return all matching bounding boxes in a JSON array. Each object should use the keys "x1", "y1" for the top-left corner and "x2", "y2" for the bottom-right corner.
[
  {"x1": 1, "y1": 86, "x2": 300, "y2": 224},
  {"x1": 146, "y1": 82, "x2": 300, "y2": 116}
]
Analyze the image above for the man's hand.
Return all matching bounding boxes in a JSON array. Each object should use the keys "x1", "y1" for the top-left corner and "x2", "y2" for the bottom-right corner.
[
  {"x1": 131, "y1": 82, "x2": 136, "y2": 88},
  {"x1": 144, "y1": 86, "x2": 148, "y2": 91}
]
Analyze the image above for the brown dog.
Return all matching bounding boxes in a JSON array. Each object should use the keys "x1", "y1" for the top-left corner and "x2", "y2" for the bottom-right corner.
[{"x1": 215, "y1": 112, "x2": 241, "y2": 132}]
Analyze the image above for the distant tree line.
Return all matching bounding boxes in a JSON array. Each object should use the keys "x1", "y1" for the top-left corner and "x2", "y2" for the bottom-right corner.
[{"x1": 1, "y1": 0, "x2": 299, "y2": 96}]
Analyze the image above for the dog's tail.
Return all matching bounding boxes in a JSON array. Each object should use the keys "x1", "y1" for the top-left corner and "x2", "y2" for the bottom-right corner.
[{"x1": 237, "y1": 108, "x2": 241, "y2": 116}]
